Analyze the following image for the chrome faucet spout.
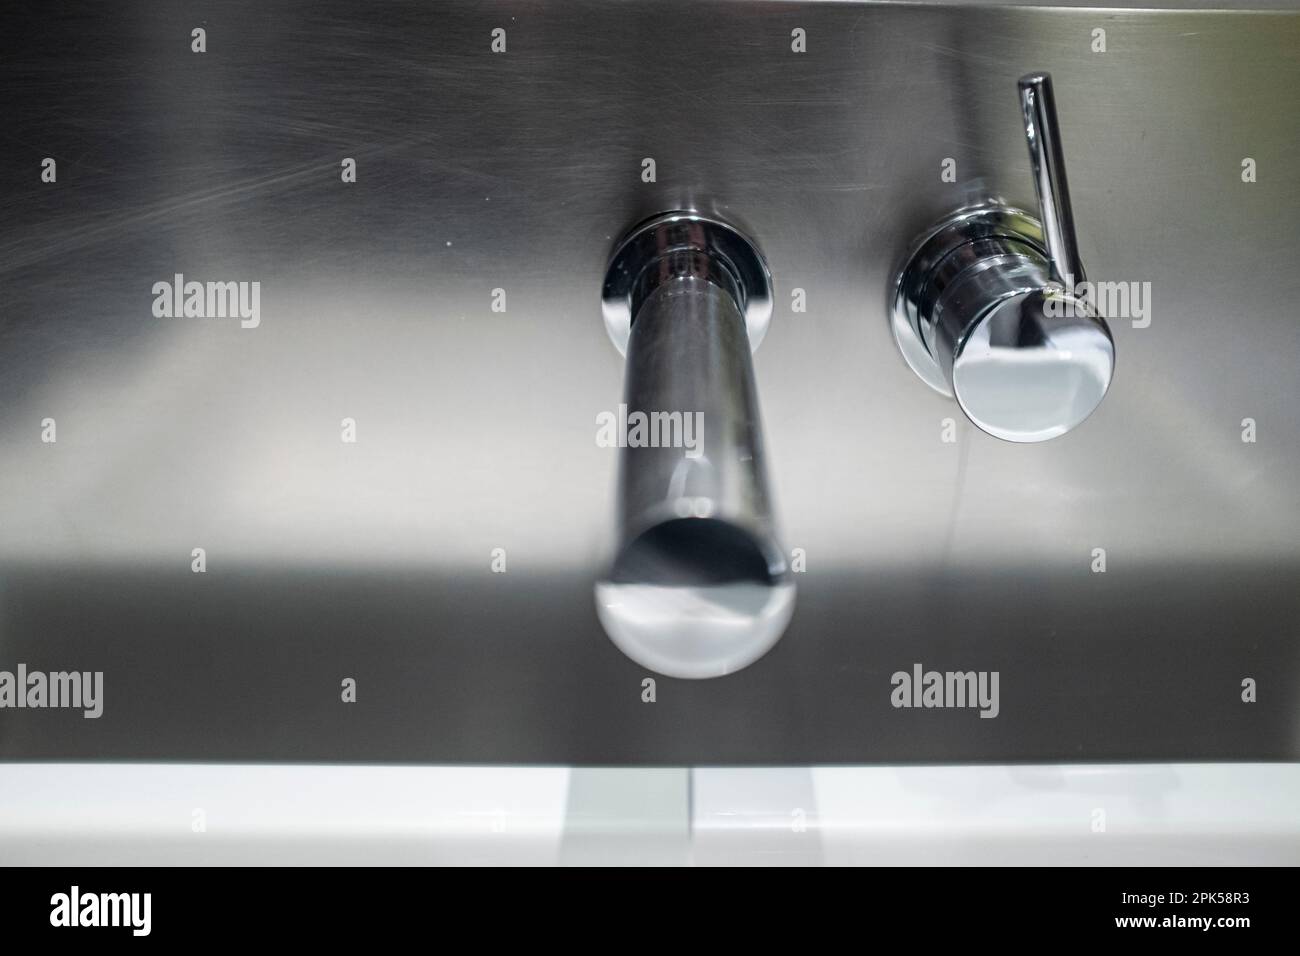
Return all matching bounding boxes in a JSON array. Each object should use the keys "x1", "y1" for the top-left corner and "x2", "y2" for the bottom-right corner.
[{"x1": 596, "y1": 212, "x2": 794, "y2": 679}]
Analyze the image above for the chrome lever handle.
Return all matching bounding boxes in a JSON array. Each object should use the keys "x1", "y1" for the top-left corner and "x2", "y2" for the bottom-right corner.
[
  {"x1": 1019, "y1": 73, "x2": 1084, "y2": 287},
  {"x1": 890, "y1": 74, "x2": 1115, "y2": 444}
]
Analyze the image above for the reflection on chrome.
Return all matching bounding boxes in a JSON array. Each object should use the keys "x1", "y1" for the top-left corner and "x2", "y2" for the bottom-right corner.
[
  {"x1": 595, "y1": 579, "x2": 796, "y2": 680},
  {"x1": 952, "y1": 290, "x2": 1115, "y2": 443}
]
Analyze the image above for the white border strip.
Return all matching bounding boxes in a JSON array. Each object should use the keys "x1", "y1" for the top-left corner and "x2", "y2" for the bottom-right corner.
[{"x1": 1, "y1": 763, "x2": 1297, "y2": 865}]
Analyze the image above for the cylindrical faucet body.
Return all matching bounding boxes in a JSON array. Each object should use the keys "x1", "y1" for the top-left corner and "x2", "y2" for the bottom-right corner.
[
  {"x1": 614, "y1": 274, "x2": 785, "y2": 587},
  {"x1": 597, "y1": 212, "x2": 793, "y2": 679}
]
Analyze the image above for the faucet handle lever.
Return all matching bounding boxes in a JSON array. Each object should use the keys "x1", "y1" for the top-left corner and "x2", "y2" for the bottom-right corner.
[
  {"x1": 890, "y1": 73, "x2": 1114, "y2": 443},
  {"x1": 1018, "y1": 72, "x2": 1084, "y2": 287}
]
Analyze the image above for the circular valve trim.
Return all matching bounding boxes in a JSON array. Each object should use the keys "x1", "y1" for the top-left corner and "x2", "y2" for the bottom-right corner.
[
  {"x1": 890, "y1": 203, "x2": 1047, "y2": 397},
  {"x1": 602, "y1": 211, "x2": 774, "y2": 356}
]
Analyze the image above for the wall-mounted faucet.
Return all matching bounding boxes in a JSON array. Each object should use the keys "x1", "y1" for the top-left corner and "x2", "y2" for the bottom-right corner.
[
  {"x1": 595, "y1": 212, "x2": 794, "y2": 679},
  {"x1": 891, "y1": 73, "x2": 1115, "y2": 443},
  {"x1": 591, "y1": 76, "x2": 1105, "y2": 673}
]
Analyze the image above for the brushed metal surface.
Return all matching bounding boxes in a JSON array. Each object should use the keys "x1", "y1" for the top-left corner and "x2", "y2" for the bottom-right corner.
[{"x1": 0, "y1": 1, "x2": 1297, "y2": 763}]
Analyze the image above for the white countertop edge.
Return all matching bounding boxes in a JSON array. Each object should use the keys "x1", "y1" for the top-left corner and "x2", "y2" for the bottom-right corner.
[{"x1": 1, "y1": 762, "x2": 1296, "y2": 865}]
